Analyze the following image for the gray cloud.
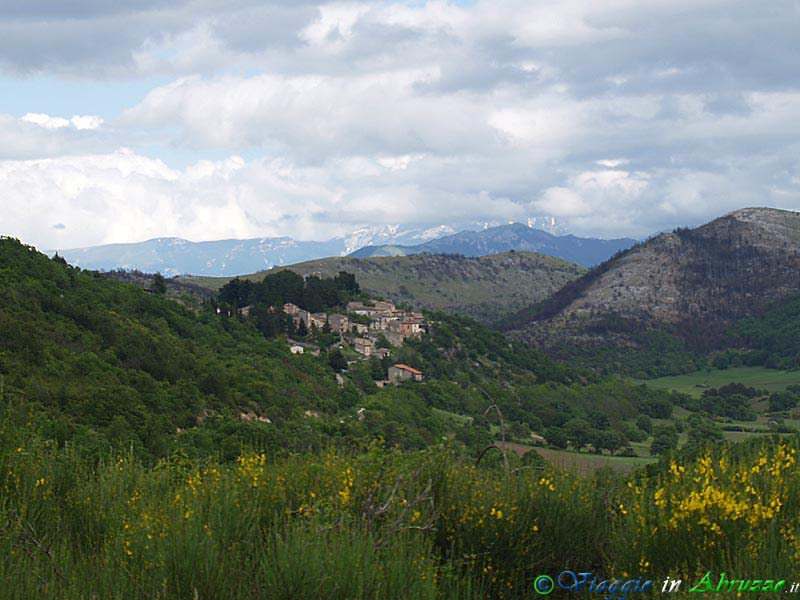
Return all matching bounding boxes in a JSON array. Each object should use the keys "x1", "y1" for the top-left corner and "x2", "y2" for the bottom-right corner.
[
  {"x1": 1, "y1": 0, "x2": 800, "y2": 247},
  {"x1": 0, "y1": 1, "x2": 177, "y2": 20}
]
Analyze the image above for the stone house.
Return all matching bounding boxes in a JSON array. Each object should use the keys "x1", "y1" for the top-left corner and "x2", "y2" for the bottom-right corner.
[
  {"x1": 383, "y1": 331, "x2": 406, "y2": 347},
  {"x1": 354, "y1": 338, "x2": 374, "y2": 356},
  {"x1": 371, "y1": 315, "x2": 399, "y2": 331},
  {"x1": 388, "y1": 364, "x2": 423, "y2": 384},
  {"x1": 389, "y1": 318, "x2": 422, "y2": 338},
  {"x1": 310, "y1": 313, "x2": 328, "y2": 330},
  {"x1": 327, "y1": 313, "x2": 350, "y2": 334},
  {"x1": 283, "y1": 303, "x2": 301, "y2": 315}
]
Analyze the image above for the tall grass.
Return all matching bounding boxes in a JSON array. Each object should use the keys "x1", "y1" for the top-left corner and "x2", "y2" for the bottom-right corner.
[{"x1": 1, "y1": 431, "x2": 799, "y2": 599}]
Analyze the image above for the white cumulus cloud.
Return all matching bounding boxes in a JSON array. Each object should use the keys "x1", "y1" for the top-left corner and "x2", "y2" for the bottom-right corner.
[{"x1": 21, "y1": 113, "x2": 104, "y2": 131}]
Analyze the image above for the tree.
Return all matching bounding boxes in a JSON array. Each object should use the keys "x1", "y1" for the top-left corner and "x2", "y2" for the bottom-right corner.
[
  {"x1": 296, "y1": 320, "x2": 308, "y2": 337},
  {"x1": 509, "y1": 420, "x2": 531, "y2": 441},
  {"x1": 218, "y1": 277, "x2": 253, "y2": 308},
  {"x1": 595, "y1": 430, "x2": 625, "y2": 454},
  {"x1": 368, "y1": 356, "x2": 386, "y2": 380},
  {"x1": 641, "y1": 396, "x2": 673, "y2": 418},
  {"x1": 334, "y1": 271, "x2": 360, "y2": 296},
  {"x1": 328, "y1": 349, "x2": 348, "y2": 372},
  {"x1": 257, "y1": 270, "x2": 304, "y2": 306},
  {"x1": 151, "y1": 273, "x2": 167, "y2": 295},
  {"x1": 285, "y1": 317, "x2": 297, "y2": 337},
  {"x1": 768, "y1": 391, "x2": 799, "y2": 412},
  {"x1": 650, "y1": 424, "x2": 679, "y2": 455},
  {"x1": 684, "y1": 415, "x2": 723, "y2": 453},
  {"x1": 563, "y1": 418, "x2": 593, "y2": 450},
  {"x1": 252, "y1": 306, "x2": 286, "y2": 338},
  {"x1": 620, "y1": 422, "x2": 646, "y2": 443},
  {"x1": 543, "y1": 426, "x2": 567, "y2": 449},
  {"x1": 375, "y1": 333, "x2": 392, "y2": 349},
  {"x1": 636, "y1": 414, "x2": 653, "y2": 434}
]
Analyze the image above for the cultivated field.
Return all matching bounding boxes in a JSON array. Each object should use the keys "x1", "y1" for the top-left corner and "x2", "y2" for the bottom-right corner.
[{"x1": 638, "y1": 366, "x2": 800, "y2": 397}]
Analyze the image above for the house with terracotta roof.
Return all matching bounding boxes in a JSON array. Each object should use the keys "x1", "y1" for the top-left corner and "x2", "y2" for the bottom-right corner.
[{"x1": 388, "y1": 364, "x2": 423, "y2": 384}]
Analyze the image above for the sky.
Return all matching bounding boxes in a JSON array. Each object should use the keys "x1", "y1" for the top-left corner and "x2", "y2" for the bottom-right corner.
[{"x1": 1, "y1": 0, "x2": 800, "y2": 250}]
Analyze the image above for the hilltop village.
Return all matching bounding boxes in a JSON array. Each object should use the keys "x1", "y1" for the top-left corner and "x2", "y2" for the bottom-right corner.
[
  {"x1": 282, "y1": 299, "x2": 427, "y2": 384},
  {"x1": 214, "y1": 270, "x2": 427, "y2": 384}
]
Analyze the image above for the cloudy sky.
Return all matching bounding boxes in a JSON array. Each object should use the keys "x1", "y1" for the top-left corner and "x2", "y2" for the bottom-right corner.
[{"x1": 2, "y1": 0, "x2": 800, "y2": 249}]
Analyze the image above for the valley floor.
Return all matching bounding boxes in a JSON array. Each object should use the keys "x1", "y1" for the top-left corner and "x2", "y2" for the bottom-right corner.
[{"x1": 636, "y1": 366, "x2": 800, "y2": 397}]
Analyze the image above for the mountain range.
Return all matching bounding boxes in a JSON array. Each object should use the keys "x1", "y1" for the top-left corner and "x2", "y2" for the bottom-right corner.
[
  {"x1": 349, "y1": 223, "x2": 636, "y2": 267},
  {"x1": 51, "y1": 224, "x2": 449, "y2": 278},
  {"x1": 52, "y1": 220, "x2": 633, "y2": 277}
]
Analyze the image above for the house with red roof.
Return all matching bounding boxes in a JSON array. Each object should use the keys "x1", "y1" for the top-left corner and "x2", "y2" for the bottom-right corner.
[{"x1": 388, "y1": 364, "x2": 423, "y2": 384}]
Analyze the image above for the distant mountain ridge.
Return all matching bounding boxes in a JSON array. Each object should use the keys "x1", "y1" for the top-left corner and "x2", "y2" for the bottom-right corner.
[
  {"x1": 349, "y1": 223, "x2": 636, "y2": 268},
  {"x1": 504, "y1": 207, "x2": 800, "y2": 366},
  {"x1": 54, "y1": 236, "x2": 344, "y2": 278},
  {"x1": 51, "y1": 218, "x2": 570, "y2": 277}
]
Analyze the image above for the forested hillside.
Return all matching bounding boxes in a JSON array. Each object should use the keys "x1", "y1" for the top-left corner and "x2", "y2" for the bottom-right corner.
[
  {"x1": 0, "y1": 238, "x2": 352, "y2": 459},
  {"x1": 719, "y1": 293, "x2": 800, "y2": 369}
]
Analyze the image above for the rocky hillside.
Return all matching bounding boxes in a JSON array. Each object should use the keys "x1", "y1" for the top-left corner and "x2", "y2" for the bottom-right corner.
[
  {"x1": 505, "y1": 207, "x2": 800, "y2": 356},
  {"x1": 350, "y1": 223, "x2": 635, "y2": 267},
  {"x1": 182, "y1": 251, "x2": 585, "y2": 323}
]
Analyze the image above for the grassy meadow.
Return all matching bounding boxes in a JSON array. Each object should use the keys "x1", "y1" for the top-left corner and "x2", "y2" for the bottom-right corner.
[
  {"x1": 638, "y1": 366, "x2": 800, "y2": 397},
  {"x1": 533, "y1": 447, "x2": 657, "y2": 475}
]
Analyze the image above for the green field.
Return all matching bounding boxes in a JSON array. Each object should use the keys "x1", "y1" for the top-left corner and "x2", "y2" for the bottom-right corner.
[
  {"x1": 637, "y1": 366, "x2": 800, "y2": 397},
  {"x1": 533, "y1": 447, "x2": 657, "y2": 475},
  {"x1": 495, "y1": 441, "x2": 657, "y2": 475}
]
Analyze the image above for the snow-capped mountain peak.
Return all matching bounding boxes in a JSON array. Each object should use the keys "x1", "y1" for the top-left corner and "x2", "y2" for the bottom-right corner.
[{"x1": 51, "y1": 217, "x2": 567, "y2": 276}]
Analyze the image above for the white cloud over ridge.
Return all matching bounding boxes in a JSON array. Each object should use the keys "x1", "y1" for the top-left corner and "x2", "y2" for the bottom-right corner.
[
  {"x1": 4, "y1": 149, "x2": 540, "y2": 249},
  {"x1": 1, "y1": 0, "x2": 800, "y2": 248}
]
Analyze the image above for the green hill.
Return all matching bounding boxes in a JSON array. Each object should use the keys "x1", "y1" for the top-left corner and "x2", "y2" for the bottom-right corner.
[
  {"x1": 0, "y1": 238, "x2": 352, "y2": 459},
  {"x1": 181, "y1": 251, "x2": 585, "y2": 323}
]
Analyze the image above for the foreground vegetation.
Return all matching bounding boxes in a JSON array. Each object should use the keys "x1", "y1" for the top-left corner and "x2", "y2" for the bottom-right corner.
[{"x1": 2, "y1": 405, "x2": 799, "y2": 599}]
